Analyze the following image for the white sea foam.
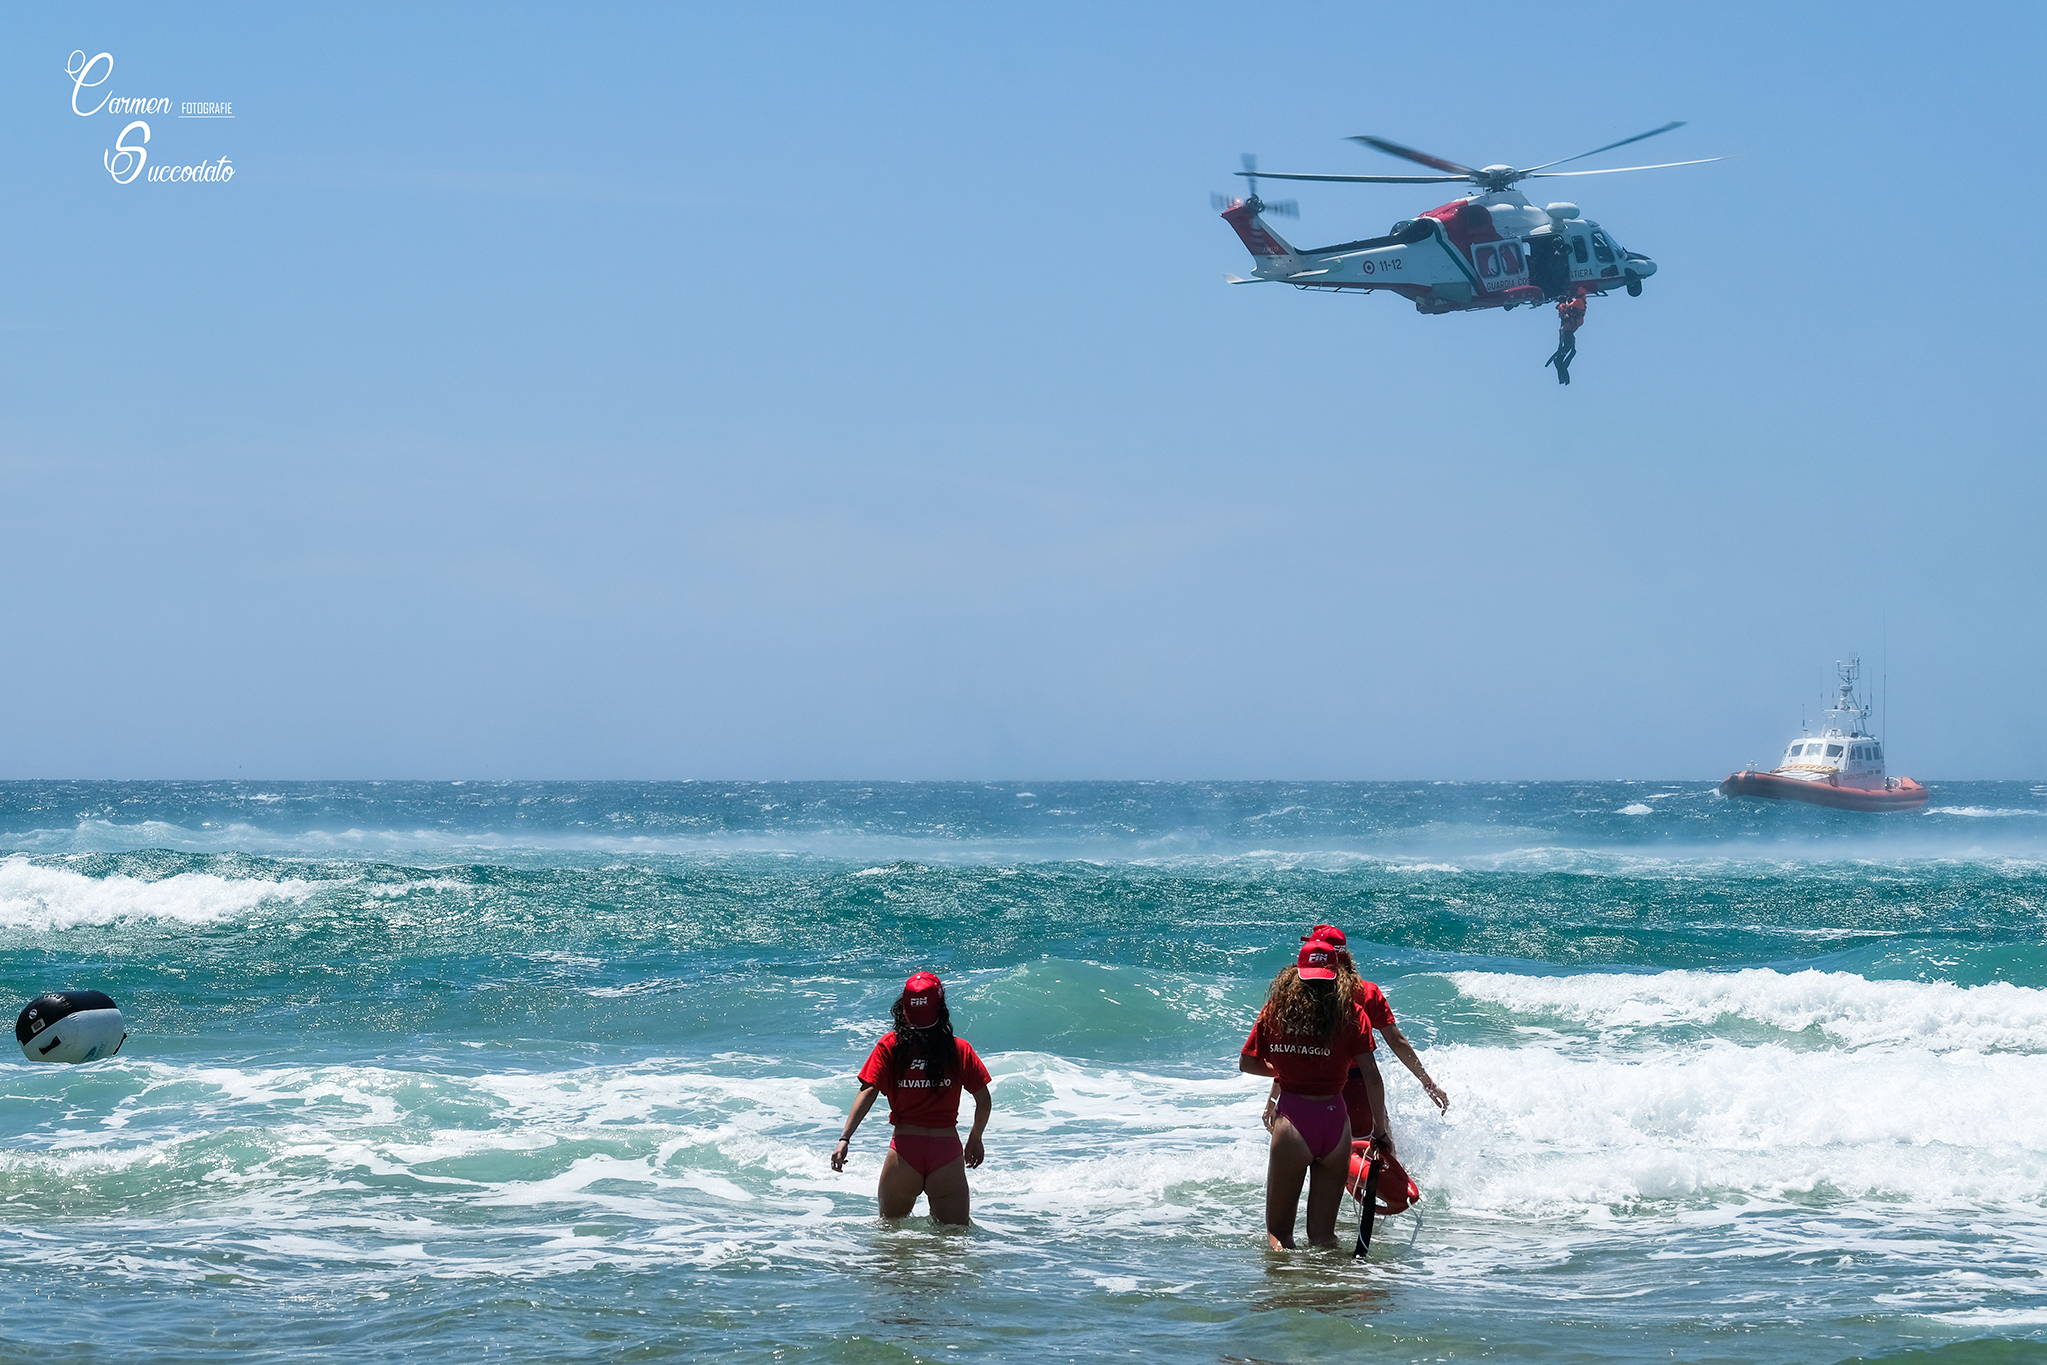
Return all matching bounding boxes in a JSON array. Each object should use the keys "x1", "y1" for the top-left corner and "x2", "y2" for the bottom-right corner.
[
  {"x1": 1617, "y1": 804, "x2": 1654, "y2": 816},
  {"x1": 0, "y1": 856, "x2": 319, "y2": 930},
  {"x1": 1927, "y1": 806, "x2": 2047, "y2": 818},
  {"x1": 6, "y1": 1036, "x2": 2047, "y2": 1315},
  {"x1": 1447, "y1": 967, "x2": 2047, "y2": 1053},
  {"x1": 1407, "y1": 1038, "x2": 2047, "y2": 1216}
]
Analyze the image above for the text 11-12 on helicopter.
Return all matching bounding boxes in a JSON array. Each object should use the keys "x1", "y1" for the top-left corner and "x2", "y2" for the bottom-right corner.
[{"x1": 1215, "y1": 123, "x2": 1728, "y2": 383}]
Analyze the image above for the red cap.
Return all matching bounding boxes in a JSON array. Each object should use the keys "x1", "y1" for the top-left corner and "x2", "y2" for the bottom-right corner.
[
  {"x1": 902, "y1": 972, "x2": 945, "y2": 1029},
  {"x1": 1302, "y1": 924, "x2": 1346, "y2": 948},
  {"x1": 1297, "y1": 940, "x2": 1339, "y2": 980}
]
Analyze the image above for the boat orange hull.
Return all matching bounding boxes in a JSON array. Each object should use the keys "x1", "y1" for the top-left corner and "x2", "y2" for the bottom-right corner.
[{"x1": 1718, "y1": 771, "x2": 1928, "y2": 812}]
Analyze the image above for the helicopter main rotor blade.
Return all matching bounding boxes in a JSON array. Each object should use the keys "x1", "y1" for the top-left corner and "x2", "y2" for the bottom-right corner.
[
  {"x1": 1519, "y1": 121, "x2": 1686, "y2": 174},
  {"x1": 1238, "y1": 170, "x2": 1468, "y2": 184},
  {"x1": 1525, "y1": 156, "x2": 1732, "y2": 177},
  {"x1": 1346, "y1": 136, "x2": 1476, "y2": 177}
]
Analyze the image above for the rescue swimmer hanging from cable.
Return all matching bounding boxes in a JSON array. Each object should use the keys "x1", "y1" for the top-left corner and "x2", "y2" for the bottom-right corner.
[{"x1": 1213, "y1": 123, "x2": 1728, "y2": 384}]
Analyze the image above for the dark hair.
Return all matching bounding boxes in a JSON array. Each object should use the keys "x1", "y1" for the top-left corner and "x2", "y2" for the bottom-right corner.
[{"x1": 889, "y1": 994, "x2": 955, "y2": 1085}]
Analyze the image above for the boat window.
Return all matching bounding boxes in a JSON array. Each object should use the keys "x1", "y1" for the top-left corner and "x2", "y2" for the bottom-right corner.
[
  {"x1": 1825, "y1": 744, "x2": 1844, "y2": 758},
  {"x1": 1872, "y1": 745, "x2": 1882, "y2": 761}
]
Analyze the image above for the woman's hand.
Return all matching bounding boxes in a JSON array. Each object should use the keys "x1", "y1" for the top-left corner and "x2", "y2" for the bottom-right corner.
[
  {"x1": 1422, "y1": 1078, "x2": 1449, "y2": 1114},
  {"x1": 832, "y1": 1083, "x2": 880, "y2": 1173},
  {"x1": 1262, "y1": 1097, "x2": 1277, "y2": 1132},
  {"x1": 963, "y1": 1134, "x2": 985, "y2": 1169}
]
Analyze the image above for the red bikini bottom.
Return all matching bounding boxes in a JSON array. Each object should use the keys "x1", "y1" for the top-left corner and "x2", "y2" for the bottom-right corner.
[{"x1": 890, "y1": 1132, "x2": 964, "y2": 1176}]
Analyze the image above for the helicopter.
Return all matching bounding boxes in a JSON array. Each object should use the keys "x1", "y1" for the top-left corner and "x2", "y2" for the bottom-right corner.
[{"x1": 1215, "y1": 123, "x2": 1728, "y2": 383}]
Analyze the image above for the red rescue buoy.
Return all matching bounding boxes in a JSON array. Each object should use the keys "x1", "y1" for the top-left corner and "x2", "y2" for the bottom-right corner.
[{"x1": 1346, "y1": 1139, "x2": 1420, "y2": 1216}]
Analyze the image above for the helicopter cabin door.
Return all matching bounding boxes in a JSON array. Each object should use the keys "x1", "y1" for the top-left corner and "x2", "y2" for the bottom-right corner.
[
  {"x1": 1565, "y1": 226, "x2": 1623, "y2": 286},
  {"x1": 1471, "y1": 238, "x2": 1529, "y2": 295}
]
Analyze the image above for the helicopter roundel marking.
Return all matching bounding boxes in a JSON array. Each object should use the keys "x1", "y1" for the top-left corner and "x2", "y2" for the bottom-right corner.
[{"x1": 1362, "y1": 260, "x2": 1374, "y2": 274}]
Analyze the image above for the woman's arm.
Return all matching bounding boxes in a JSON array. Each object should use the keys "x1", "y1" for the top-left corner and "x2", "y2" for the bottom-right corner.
[
  {"x1": 963, "y1": 1085, "x2": 992, "y2": 1168},
  {"x1": 1379, "y1": 1021, "x2": 1449, "y2": 1113},
  {"x1": 1359, "y1": 1052, "x2": 1393, "y2": 1155},
  {"x1": 830, "y1": 1083, "x2": 882, "y2": 1171}
]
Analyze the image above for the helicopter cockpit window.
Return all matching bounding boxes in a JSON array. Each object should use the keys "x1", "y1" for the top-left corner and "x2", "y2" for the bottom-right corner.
[
  {"x1": 1590, "y1": 231, "x2": 1615, "y2": 263},
  {"x1": 1571, "y1": 235, "x2": 1589, "y2": 264}
]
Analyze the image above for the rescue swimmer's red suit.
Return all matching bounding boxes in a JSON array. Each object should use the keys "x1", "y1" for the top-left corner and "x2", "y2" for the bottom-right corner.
[{"x1": 1546, "y1": 287, "x2": 1588, "y2": 385}]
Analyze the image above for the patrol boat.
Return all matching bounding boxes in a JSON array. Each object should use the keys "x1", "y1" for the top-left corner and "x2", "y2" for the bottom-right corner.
[{"x1": 1719, "y1": 658, "x2": 1928, "y2": 812}]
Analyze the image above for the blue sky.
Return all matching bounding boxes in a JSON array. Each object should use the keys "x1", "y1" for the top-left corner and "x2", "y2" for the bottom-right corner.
[{"x1": 4, "y1": 2, "x2": 2042, "y2": 779}]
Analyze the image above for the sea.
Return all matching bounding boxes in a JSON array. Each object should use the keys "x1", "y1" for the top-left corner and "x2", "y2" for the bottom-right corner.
[{"x1": 2, "y1": 779, "x2": 2044, "y2": 1365}]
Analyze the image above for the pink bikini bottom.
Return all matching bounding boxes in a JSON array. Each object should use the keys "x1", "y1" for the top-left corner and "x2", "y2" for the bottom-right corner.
[
  {"x1": 890, "y1": 1132, "x2": 964, "y2": 1177},
  {"x1": 1276, "y1": 1092, "x2": 1348, "y2": 1159}
]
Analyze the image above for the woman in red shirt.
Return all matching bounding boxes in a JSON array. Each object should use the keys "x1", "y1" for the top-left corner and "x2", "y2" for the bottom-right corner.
[
  {"x1": 1285, "y1": 924, "x2": 1450, "y2": 1151},
  {"x1": 1239, "y1": 940, "x2": 1376, "y2": 1248},
  {"x1": 830, "y1": 971, "x2": 993, "y2": 1224}
]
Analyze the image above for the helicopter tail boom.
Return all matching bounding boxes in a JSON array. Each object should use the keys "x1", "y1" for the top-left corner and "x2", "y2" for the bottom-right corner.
[{"x1": 1220, "y1": 200, "x2": 1298, "y2": 259}]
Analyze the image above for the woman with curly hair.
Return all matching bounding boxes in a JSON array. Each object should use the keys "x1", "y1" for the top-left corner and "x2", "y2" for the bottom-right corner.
[
  {"x1": 1269, "y1": 924, "x2": 1450, "y2": 1157},
  {"x1": 830, "y1": 971, "x2": 993, "y2": 1224},
  {"x1": 1238, "y1": 939, "x2": 1376, "y2": 1248}
]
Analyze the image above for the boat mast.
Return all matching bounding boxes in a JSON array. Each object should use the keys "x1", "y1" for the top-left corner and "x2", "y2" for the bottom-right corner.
[{"x1": 1823, "y1": 657, "x2": 1868, "y2": 738}]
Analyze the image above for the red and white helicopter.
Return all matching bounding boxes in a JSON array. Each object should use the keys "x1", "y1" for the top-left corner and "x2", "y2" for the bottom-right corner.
[{"x1": 1216, "y1": 123, "x2": 1727, "y2": 382}]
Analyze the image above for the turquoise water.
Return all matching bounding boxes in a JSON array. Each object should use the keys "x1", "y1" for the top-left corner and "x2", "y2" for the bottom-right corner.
[{"x1": 2, "y1": 780, "x2": 2045, "y2": 1364}]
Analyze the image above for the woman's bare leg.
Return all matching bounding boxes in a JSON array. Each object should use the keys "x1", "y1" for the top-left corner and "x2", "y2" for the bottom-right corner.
[
  {"x1": 876, "y1": 1147, "x2": 925, "y2": 1218},
  {"x1": 1264, "y1": 1117, "x2": 1313, "y2": 1248},
  {"x1": 921, "y1": 1157, "x2": 971, "y2": 1225},
  {"x1": 1302, "y1": 1117, "x2": 1354, "y2": 1245}
]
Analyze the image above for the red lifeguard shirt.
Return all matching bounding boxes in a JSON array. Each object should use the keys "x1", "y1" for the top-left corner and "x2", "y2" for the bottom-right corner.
[
  {"x1": 1343, "y1": 980, "x2": 1399, "y2": 1090},
  {"x1": 1241, "y1": 1009, "x2": 1372, "y2": 1093},
  {"x1": 1355, "y1": 980, "x2": 1396, "y2": 1046},
  {"x1": 857, "y1": 1033, "x2": 993, "y2": 1128}
]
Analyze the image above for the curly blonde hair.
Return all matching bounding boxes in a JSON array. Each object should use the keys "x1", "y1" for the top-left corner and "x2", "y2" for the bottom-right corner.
[{"x1": 1261, "y1": 965, "x2": 1356, "y2": 1040}]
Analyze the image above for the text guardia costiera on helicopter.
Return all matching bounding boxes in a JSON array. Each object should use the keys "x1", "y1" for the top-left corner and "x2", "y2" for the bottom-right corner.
[{"x1": 1216, "y1": 123, "x2": 1729, "y2": 383}]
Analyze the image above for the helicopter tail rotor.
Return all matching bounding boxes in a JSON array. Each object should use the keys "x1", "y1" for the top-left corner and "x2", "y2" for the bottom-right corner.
[{"x1": 1214, "y1": 153, "x2": 1297, "y2": 218}]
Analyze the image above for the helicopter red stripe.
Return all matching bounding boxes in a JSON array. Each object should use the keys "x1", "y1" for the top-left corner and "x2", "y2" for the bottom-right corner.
[{"x1": 1220, "y1": 203, "x2": 1289, "y2": 257}]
